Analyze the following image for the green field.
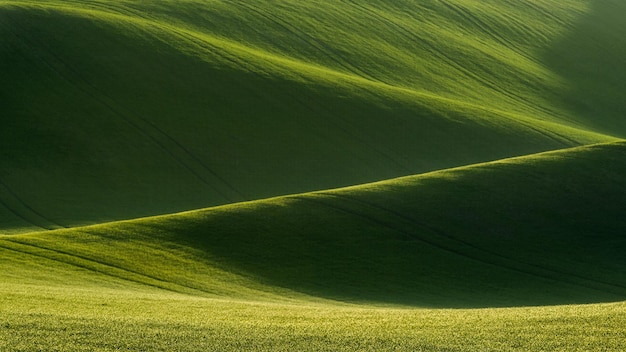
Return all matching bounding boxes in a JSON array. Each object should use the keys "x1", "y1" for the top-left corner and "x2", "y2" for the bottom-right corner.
[{"x1": 1, "y1": 0, "x2": 626, "y2": 350}]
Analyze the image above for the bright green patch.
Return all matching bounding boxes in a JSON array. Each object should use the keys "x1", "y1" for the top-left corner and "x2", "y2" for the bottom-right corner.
[{"x1": 2, "y1": 284, "x2": 626, "y2": 351}]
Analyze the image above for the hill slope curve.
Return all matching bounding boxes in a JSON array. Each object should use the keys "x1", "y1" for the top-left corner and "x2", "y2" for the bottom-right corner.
[
  {"x1": 1, "y1": 0, "x2": 624, "y2": 231},
  {"x1": 3, "y1": 142, "x2": 626, "y2": 307}
]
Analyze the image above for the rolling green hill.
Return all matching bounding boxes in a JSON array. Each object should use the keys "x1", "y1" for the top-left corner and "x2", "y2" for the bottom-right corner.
[
  {"x1": 2, "y1": 0, "x2": 626, "y2": 350},
  {"x1": 1, "y1": 0, "x2": 623, "y2": 231},
  {"x1": 2, "y1": 142, "x2": 626, "y2": 350},
  {"x1": 3, "y1": 141, "x2": 626, "y2": 307}
]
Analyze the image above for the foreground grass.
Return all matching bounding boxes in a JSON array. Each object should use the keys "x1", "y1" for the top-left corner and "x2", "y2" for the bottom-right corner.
[{"x1": 1, "y1": 283, "x2": 625, "y2": 351}]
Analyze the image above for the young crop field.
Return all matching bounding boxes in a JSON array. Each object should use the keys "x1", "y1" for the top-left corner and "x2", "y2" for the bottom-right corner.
[{"x1": 1, "y1": 0, "x2": 625, "y2": 350}]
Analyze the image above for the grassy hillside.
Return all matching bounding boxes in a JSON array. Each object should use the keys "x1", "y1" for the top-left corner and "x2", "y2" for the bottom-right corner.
[
  {"x1": 544, "y1": 0, "x2": 626, "y2": 134},
  {"x1": 2, "y1": 286, "x2": 626, "y2": 351},
  {"x1": 2, "y1": 142, "x2": 626, "y2": 350},
  {"x1": 3, "y1": 141, "x2": 626, "y2": 307},
  {"x1": 2, "y1": 1, "x2": 626, "y2": 350},
  {"x1": 1, "y1": 0, "x2": 623, "y2": 231}
]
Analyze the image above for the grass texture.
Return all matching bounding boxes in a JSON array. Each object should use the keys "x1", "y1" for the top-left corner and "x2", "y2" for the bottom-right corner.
[
  {"x1": 1, "y1": 0, "x2": 626, "y2": 350},
  {"x1": 1, "y1": 0, "x2": 624, "y2": 230},
  {"x1": 2, "y1": 286, "x2": 626, "y2": 351},
  {"x1": 2, "y1": 142, "x2": 626, "y2": 350}
]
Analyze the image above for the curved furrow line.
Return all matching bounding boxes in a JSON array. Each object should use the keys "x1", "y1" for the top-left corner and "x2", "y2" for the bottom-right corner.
[
  {"x1": 49, "y1": 0, "x2": 255, "y2": 72},
  {"x1": 85, "y1": 87, "x2": 248, "y2": 202},
  {"x1": 438, "y1": 0, "x2": 533, "y2": 62},
  {"x1": 282, "y1": 89, "x2": 414, "y2": 174},
  {"x1": 292, "y1": 194, "x2": 554, "y2": 283},
  {"x1": 497, "y1": 10, "x2": 552, "y2": 46},
  {"x1": 290, "y1": 195, "x2": 454, "y2": 247},
  {"x1": 0, "y1": 194, "x2": 46, "y2": 231},
  {"x1": 343, "y1": 0, "x2": 556, "y2": 120},
  {"x1": 3, "y1": 1, "x2": 608, "y2": 164},
  {"x1": 514, "y1": 118, "x2": 576, "y2": 146},
  {"x1": 5, "y1": 0, "x2": 599, "y2": 142},
  {"x1": 0, "y1": 238, "x2": 210, "y2": 296},
  {"x1": 43, "y1": 2, "x2": 415, "y2": 175},
  {"x1": 437, "y1": 0, "x2": 564, "y2": 120},
  {"x1": 521, "y1": 0, "x2": 569, "y2": 28},
  {"x1": 173, "y1": 17, "x2": 604, "y2": 147},
  {"x1": 343, "y1": 0, "x2": 501, "y2": 95},
  {"x1": 0, "y1": 240, "x2": 177, "y2": 291},
  {"x1": 57, "y1": 0, "x2": 323, "y2": 76},
  {"x1": 152, "y1": 1, "x2": 418, "y2": 174},
  {"x1": 52, "y1": 0, "x2": 163, "y2": 25},
  {"x1": 0, "y1": 16, "x2": 58, "y2": 230},
  {"x1": 0, "y1": 178, "x2": 64, "y2": 231},
  {"x1": 543, "y1": 127, "x2": 586, "y2": 146},
  {"x1": 4, "y1": 10, "x2": 246, "y2": 203},
  {"x1": 291, "y1": 194, "x2": 626, "y2": 297},
  {"x1": 317, "y1": 191, "x2": 626, "y2": 293},
  {"x1": 219, "y1": 1, "x2": 374, "y2": 81},
  {"x1": 96, "y1": 101, "x2": 243, "y2": 203}
]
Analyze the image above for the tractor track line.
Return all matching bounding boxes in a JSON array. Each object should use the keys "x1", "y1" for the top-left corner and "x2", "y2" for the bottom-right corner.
[
  {"x1": 291, "y1": 194, "x2": 626, "y2": 297},
  {"x1": 0, "y1": 239, "x2": 211, "y2": 296},
  {"x1": 222, "y1": 0, "x2": 385, "y2": 84},
  {"x1": 319, "y1": 191, "x2": 626, "y2": 293},
  {"x1": 0, "y1": 178, "x2": 64, "y2": 230},
  {"x1": 5, "y1": 10, "x2": 245, "y2": 202}
]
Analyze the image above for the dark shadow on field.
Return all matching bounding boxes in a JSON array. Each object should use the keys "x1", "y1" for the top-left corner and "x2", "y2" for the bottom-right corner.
[
  {"x1": 165, "y1": 143, "x2": 626, "y2": 308},
  {"x1": 5, "y1": 5, "x2": 626, "y2": 308},
  {"x1": 542, "y1": 0, "x2": 626, "y2": 136},
  {"x1": 144, "y1": 2, "x2": 626, "y2": 308},
  {"x1": 0, "y1": 7, "x2": 567, "y2": 230}
]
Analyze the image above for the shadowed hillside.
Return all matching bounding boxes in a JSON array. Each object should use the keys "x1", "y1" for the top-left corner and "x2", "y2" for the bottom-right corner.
[
  {"x1": 544, "y1": 0, "x2": 626, "y2": 134},
  {"x1": 3, "y1": 142, "x2": 626, "y2": 307},
  {"x1": 2, "y1": 1, "x2": 626, "y2": 350},
  {"x1": 0, "y1": 1, "x2": 620, "y2": 232}
]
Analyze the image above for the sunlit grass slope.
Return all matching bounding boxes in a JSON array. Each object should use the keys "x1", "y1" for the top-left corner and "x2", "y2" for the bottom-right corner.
[
  {"x1": 1, "y1": 0, "x2": 623, "y2": 231},
  {"x1": 3, "y1": 141, "x2": 626, "y2": 308},
  {"x1": 2, "y1": 142, "x2": 626, "y2": 350},
  {"x1": 2, "y1": 286, "x2": 625, "y2": 351}
]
